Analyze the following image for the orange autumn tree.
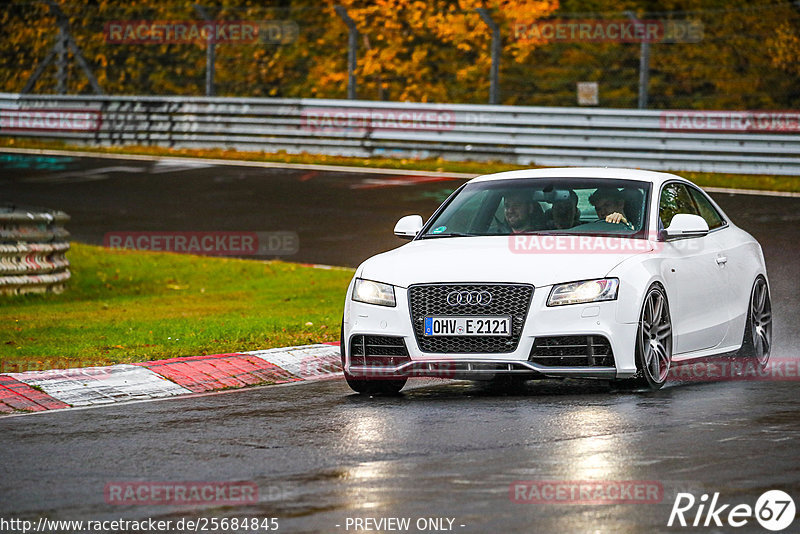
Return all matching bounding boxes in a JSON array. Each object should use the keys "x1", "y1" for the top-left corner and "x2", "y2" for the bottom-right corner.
[
  {"x1": 309, "y1": 0, "x2": 559, "y2": 102},
  {"x1": 6, "y1": 0, "x2": 795, "y2": 109},
  {"x1": 0, "y1": 0, "x2": 558, "y2": 101}
]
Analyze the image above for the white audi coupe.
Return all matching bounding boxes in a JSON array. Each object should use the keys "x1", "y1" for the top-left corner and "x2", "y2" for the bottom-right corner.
[{"x1": 341, "y1": 168, "x2": 772, "y2": 394}]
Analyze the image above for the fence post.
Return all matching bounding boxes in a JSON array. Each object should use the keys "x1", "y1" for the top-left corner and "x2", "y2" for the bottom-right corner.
[
  {"x1": 22, "y1": 1, "x2": 103, "y2": 95},
  {"x1": 476, "y1": 8, "x2": 501, "y2": 105},
  {"x1": 334, "y1": 5, "x2": 359, "y2": 100},
  {"x1": 627, "y1": 11, "x2": 650, "y2": 109},
  {"x1": 55, "y1": 27, "x2": 67, "y2": 94},
  {"x1": 194, "y1": 5, "x2": 216, "y2": 97}
]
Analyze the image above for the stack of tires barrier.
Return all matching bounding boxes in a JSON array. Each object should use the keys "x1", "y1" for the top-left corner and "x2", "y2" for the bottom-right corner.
[{"x1": 0, "y1": 204, "x2": 71, "y2": 295}]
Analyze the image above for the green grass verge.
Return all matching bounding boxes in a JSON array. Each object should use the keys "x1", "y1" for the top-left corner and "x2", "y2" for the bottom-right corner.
[
  {"x1": 0, "y1": 243, "x2": 353, "y2": 372},
  {"x1": 2, "y1": 138, "x2": 798, "y2": 193}
]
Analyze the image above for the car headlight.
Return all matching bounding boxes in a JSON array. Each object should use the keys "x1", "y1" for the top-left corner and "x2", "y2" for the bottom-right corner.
[
  {"x1": 547, "y1": 278, "x2": 619, "y2": 306},
  {"x1": 352, "y1": 278, "x2": 396, "y2": 307}
]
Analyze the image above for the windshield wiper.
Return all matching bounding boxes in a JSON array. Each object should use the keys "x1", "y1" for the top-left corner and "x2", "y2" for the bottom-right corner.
[{"x1": 419, "y1": 232, "x2": 478, "y2": 239}]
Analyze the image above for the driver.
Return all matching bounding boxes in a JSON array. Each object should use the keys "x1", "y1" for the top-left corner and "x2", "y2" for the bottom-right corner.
[
  {"x1": 503, "y1": 191, "x2": 545, "y2": 233},
  {"x1": 589, "y1": 187, "x2": 633, "y2": 228}
]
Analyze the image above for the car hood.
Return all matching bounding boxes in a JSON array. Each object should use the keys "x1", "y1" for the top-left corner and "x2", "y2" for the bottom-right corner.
[{"x1": 358, "y1": 235, "x2": 654, "y2": 288}]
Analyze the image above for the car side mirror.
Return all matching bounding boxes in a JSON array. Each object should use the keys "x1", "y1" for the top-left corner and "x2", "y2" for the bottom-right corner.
[
  {"x1": 664, "y1": 214, "x2": 709, "y2": 240},
  {"x1": 394, "y1": 215, "x2": 424, "y2": 240}
]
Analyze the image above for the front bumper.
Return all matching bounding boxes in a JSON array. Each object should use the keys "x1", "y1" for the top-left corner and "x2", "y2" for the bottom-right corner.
[
  {"x1": 343, "y1": 282, "x2": 639, "y2": 380},
  {"x1": 348, "y1": 358, "x2": 619, "y2": 380}
]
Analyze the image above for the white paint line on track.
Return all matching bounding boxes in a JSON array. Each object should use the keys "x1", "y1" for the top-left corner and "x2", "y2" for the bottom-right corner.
[
  {"x1": 3, "y1": 147, "x2": 797, "y2": 197},
  {"x1": 295, "y1": 263, "x2": 354, "y2": 271},
  {"x1": 0, "y1": 147, "x2": 476, "y2": 179},
  {"x1": 10, "y1": 364, "x2": 191, "y2": 407}
]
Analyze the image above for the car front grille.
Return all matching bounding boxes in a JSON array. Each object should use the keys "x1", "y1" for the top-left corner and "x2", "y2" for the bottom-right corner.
[
  {"x1": 408, "y1": 283, "x2": 534, "y2": 354},
  {"x1": 349, "y1": 335, "x2": 410, "y2": 367},
  {"x1": 528, "y1": 335, "x2": 615, "y2": 367}
]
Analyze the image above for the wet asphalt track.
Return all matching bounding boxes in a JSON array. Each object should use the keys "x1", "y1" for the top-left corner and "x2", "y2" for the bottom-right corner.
[{"x1": 1, "y1": 152, "x2": 799, "y2": 533}]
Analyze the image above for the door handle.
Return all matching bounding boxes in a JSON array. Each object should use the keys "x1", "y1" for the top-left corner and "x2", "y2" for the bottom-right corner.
[{"x1": 715, "y1": 256, "x2": 728, "y2": 265}]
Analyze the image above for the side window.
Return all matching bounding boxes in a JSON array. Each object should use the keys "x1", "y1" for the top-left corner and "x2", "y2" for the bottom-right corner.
[
  {"x1": 659, "y1": 183, "x2": 698, "y2": 228},
  {"x1": 688, "y1": 187, "x2": 725, "y2": 230}
]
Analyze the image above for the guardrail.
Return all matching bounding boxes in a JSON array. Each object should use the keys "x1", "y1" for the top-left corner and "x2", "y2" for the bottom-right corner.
[
  {"x1": 1, "y1": 93, "x2": 799, "y2": 175},
  {"x1": 0, "y1": 204, "x2": 71, "y2": 295}
]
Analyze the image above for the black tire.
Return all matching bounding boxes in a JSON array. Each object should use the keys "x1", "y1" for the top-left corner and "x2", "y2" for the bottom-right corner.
[
  {"x1": 736, "y1": 276, "x2": 772, "y2": 369},
  {"x1": 340, "y1": 321, "x2": 407, "y2": 395},
  {"x1": 620, "y1": 284, "x2": 673, "y2": 391}
]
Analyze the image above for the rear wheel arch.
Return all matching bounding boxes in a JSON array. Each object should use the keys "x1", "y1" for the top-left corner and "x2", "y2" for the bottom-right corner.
[{"x1": 736, "y1": 275, "x2": 772, "y2": 368}]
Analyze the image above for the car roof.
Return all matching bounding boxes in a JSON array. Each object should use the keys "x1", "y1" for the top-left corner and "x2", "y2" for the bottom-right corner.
[{"x1": 470, "y1": 167, "x2": 687, "y2": 187}]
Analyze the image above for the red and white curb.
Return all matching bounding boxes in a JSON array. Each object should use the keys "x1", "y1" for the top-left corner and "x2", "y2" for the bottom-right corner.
[{"x1": 0, "y1": 343, "x2": 341, "y2": 414}]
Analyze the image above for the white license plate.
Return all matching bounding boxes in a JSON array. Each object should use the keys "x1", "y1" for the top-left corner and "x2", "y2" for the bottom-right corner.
[{"x1": 424, "y1": 316, "x2": 511, "y2": 337}]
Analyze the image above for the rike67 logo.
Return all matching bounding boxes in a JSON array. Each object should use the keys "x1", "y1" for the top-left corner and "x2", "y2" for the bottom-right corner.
[{"x1": 668, "y1": 490, "x2": 796, "y2": 531}]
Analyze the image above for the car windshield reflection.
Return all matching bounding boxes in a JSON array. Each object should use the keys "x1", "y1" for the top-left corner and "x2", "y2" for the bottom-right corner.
[{"x1": 420, "y1": 178, "x2": 651, "y2": 239}]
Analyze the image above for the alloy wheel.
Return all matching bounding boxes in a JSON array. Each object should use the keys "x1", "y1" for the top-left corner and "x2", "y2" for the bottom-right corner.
[
  {"x1": 749, "y1": 277, "x2": 772, "y2": 367},
  {"x1": 639, "y1": 287, "x2": 672, "y2": 384}
]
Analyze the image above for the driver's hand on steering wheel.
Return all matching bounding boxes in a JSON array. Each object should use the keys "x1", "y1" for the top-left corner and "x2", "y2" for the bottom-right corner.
[{"x1": 605, "y1": 212, "x2": 628, "y2": 225}]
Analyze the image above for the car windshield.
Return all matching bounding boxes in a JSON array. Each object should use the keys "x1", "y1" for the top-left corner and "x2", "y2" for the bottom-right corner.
[{"x1": 420, "y1": 178, "x2": 651, "y2": 239}]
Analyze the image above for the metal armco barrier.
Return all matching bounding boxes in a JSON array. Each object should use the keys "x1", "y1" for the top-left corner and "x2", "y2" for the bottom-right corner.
[
  {"x1": 0, "y1": 205, "x2": 71, "y2": 295},
  {"x1": 1, "y1": 93, "x2": 799, "y2": 175}
]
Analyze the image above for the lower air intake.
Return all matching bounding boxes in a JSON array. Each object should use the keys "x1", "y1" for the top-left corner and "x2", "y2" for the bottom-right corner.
[
  {"x1": 349, "y1": 335, "x2": 410, "y2": 367},
  {"x1": 528, "y1": 335, "x2": 615, "y2": 367}
]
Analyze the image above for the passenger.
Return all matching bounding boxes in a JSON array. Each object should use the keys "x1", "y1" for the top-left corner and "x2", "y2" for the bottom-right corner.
[
  {"x1": 589, "y1": 187, "x2": 633, "y2": 228},
  {"x1": 503, "y1": 191, "x2": 546, "y2": 233},
  {"x1": 547, "y1": 189, "x2": 581, "y2": 229}
]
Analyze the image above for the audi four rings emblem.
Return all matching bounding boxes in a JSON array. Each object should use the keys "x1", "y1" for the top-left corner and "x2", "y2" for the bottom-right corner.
[{"x1": 446, "y1": 290, "x2": 492, "y2": 306}]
